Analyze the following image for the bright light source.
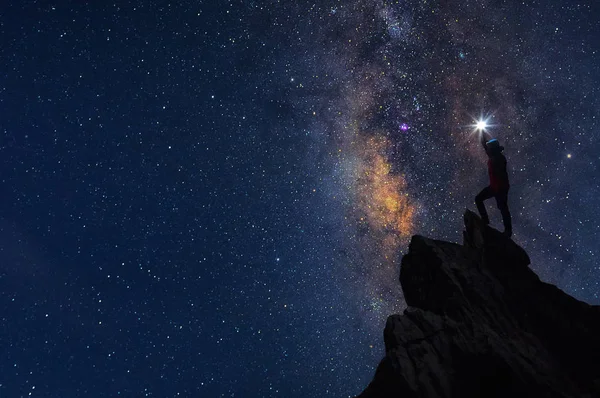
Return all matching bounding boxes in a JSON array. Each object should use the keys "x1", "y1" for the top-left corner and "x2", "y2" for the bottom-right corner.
[{"x1": 467, "y1": 114, "x2": 495, "y2": 136}]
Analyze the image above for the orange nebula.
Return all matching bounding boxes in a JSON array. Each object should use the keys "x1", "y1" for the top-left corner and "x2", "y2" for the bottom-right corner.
[{"x1": 355, "y1": 135, "x2": 415, "y2": 259}]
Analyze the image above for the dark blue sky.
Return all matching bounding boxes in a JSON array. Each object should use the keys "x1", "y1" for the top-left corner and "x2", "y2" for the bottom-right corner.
[{"x1": 1, "y1": 1, "x2": 599, "y2": 397}]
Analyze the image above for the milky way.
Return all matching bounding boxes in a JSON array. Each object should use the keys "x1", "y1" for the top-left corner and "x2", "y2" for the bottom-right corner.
[{"x1": 300, "y1": 0, "x2": 600, "y2": 328}]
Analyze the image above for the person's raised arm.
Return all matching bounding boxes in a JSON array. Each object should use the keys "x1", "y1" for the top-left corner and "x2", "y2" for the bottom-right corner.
[{"x1": 480, "y1": 131, "x2": 492, "y2": 152}]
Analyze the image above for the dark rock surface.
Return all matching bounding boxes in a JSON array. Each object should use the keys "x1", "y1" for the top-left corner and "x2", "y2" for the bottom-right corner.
[{"x1": 357, "y1": 210, "x2": 600, "y2": 398}]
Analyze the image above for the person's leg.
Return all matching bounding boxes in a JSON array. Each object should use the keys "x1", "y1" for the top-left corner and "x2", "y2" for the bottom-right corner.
[
  {"x1": 475, "y1": 186, "x2": 494, "y2": 224},
  {"x1": 495, "y1": 190, "x2": 512, "y2": 237}
]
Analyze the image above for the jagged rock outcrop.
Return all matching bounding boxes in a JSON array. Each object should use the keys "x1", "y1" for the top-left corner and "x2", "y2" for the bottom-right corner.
[{"x1": 357, "y1": 210, "x2": 600, "y2": 398}]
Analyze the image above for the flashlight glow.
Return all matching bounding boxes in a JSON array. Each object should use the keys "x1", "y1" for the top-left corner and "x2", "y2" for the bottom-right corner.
[{"x1": 467, "y1": 114, "x2": 495, "y2": 136}]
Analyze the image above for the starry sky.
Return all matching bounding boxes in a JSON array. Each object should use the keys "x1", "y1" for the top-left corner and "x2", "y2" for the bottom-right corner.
[{"x1": 1, "y1": 1, "x2": 599, "y2": 397}]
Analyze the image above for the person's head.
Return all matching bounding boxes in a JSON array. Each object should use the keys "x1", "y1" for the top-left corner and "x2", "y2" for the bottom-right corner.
[{"x1": 486, "y1": 138, "x2": 504, "y2": 154}]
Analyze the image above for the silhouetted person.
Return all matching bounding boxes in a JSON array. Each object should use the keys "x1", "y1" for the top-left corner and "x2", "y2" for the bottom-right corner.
[{"x1": 475, "y1": 132, "x2": 512, "y2": 237}]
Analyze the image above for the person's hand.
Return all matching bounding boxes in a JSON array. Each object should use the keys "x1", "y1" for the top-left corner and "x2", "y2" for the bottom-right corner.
[{"x1": 480, "y1": 131, "x2": 492, "y2": 143}]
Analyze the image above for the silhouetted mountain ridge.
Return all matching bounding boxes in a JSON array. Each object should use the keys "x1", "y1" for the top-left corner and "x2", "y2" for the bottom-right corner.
[{"x1": 357, "y1": 210, "x2": 600, "y2": 398}]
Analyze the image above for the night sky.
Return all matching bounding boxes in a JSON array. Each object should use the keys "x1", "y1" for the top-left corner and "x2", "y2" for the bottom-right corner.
[{"x1": 1, "y1": 1, "x2": 600, "y2": 397}]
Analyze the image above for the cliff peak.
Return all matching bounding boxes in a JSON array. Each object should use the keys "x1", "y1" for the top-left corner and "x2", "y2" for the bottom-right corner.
[{"x1": 357, "y1": 210, "x2": 600, "y2": 398}]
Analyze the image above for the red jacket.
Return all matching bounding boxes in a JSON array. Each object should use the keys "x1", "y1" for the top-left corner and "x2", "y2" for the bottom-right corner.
[{"x1": 488, "y1": 154, "x2": 510, "y2": 192}]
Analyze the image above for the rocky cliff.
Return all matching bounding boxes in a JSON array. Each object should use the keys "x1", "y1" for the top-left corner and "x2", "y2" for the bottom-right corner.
[{"x1": 357, "y1": 210, "x2": 600, "y2": 398}]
